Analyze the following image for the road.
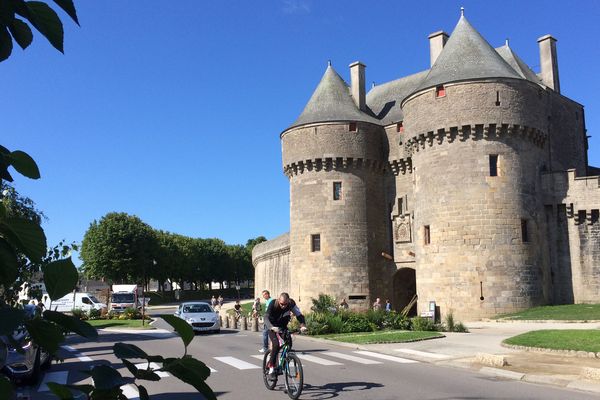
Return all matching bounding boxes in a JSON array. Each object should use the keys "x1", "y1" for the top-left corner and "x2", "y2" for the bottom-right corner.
[{"x1": 19, "y1": 316, "x2": 599, "y2": 399}]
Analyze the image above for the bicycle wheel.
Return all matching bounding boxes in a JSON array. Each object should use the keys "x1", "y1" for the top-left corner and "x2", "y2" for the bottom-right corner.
[
  {"x1": 262, "y1": 349, "x2": 277, "y2": 390},
  {"x1": 283, "y1": 353, "x2": 303, "y2": 399}
]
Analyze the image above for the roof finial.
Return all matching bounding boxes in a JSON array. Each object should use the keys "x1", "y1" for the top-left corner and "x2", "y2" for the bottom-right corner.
[
  {"x1": 372, "y1": 81, "x2": 376, "y2": 89},
  {"x1": 460, "y1": 6, "x2": 465, "y2": 16},
  {"x1": 328, "y1": 59, "x2": 332, "y2": 67},
  {"x1": 505, "y1": 38, "x2": 510, "y2": 47}
]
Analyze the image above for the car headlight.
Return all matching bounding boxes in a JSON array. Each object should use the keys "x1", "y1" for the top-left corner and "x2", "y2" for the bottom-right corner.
[{"x1": 185, "y1": 318, "x2": 194, "y2": 323}]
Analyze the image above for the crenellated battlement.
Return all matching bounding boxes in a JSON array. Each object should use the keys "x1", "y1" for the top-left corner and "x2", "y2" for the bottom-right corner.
[
  {"x1": 405, "y1": 123, "x2": 546, "y2": 155},
  {"x1": 283, "y1": 157, "x2": 387, "y2": 177},
  {"x1": 388, "y1": 158, "x2": 413, "y2": 176},
  {"x1": 542, "y1": 169, "x2": 600, "y2": 224}
]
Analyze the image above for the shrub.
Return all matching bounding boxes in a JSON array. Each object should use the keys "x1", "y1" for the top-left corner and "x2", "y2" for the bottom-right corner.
[
  {"x1": 71, "y1": 308, "x2": 88, "y2": 320},
  {"x1": 445, "y1": 311, "x2": 455, "y2": 332},
  {"x1": 383, "y1": 311, "x2": 411, "y2": 330},
  {"x1": 88, "y1": 308, "x2": 102, "y2": 320},
  {"x1": 411, "y1": 316, "x2": 436, "y2": 331},
  {"x1": 365, "y1": 310, "x2": 386, "y2": 329},
  {"x1": 453, "y1": 322, "x2": 469, "y2": 333},
  {"x1": 311, "y1": 294, "x2": 337, "y2": 314},
  {"x1": 123, "y1": 307, "x2": 142, "y2": 320},
  {"x1": 341, "y1": 313, "x2": 372, "y2": 333}
]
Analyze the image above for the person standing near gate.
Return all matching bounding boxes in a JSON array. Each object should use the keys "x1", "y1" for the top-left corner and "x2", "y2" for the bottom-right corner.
[{"x1": 258, "y1": 289, "x2": 273, "y2": 353}]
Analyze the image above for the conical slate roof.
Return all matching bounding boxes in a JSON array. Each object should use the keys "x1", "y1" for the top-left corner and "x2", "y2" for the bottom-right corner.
[
  {"x1": 495, "y1": 44, "x2": 542, "y2": 84},
  {"x1": 286, "y1": 65, "x2": 380, "y2": 131},
  {"x1": 411, "y1": 15, "x2": 522, "y2": 95}
]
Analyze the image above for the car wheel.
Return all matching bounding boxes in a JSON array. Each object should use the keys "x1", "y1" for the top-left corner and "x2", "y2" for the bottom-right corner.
[
  {"x1": 41, "y1": 351, "x2": 52, "y2": 370},
  {"x1": 24, "y1": 349, "x2": 41, "y2": 386},
  {"x1": 213, "y1": 329, "x2": 220, "y2": 334}
]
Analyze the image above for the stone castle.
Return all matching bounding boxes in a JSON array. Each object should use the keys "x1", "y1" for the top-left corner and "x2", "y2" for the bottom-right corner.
[{"x1": 252, "y1": 12, "x2": 600, "y2": 321}]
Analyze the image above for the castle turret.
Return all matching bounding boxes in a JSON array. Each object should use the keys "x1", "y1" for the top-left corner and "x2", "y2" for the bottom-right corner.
[
  {"x1": 281, "y1": 64, "x2": 394, "y2": 310},
  {"x1": 401, "y1": 14, "x2": 550, "y2": 320}
]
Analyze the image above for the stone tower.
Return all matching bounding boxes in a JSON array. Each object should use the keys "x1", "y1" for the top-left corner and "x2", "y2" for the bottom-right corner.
[{"x1": 280, "y1": 63, "x2": 395, "y2": 311}]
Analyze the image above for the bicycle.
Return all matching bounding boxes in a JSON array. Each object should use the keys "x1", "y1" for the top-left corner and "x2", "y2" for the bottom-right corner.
[{"x1": 262, "y1": 329, "x2": 304, "y2": 399}]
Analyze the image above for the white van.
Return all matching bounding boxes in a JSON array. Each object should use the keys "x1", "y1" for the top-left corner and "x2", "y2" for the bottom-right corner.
[{"x1": 44, "y1": 292, "x2": 107, "y2": 313}]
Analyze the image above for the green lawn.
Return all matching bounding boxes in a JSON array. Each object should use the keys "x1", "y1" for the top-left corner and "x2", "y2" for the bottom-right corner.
[
  {"x1": 504, "y1": 330, "x2": 600, "y2": 352},
  {"x1": 226, "y1": 302, "x2": 255, "y2": 317},
  {"x1": 496, "y1": 304, "x2": 600, "y2": 320},
  {"x1": 87, "y1": 319, "x2": 155, "y2": 329},
  {"x1": 317, "y1": 330, "x2": 444, "y2": 344}
]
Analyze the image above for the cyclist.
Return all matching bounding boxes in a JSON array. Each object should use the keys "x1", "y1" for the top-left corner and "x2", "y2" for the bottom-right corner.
[{"x1": 264, "y1": 292, "x2": 307, "y2": 376}]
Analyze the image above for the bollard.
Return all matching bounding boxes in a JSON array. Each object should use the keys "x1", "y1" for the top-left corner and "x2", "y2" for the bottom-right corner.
[
  {"x1": 241, "y1": 317, "x2": 248, "y2": 330},
  {"x1": 252, "y1": 317, "x2": 259, "y2": 332},
  {"x1": 230, "y1": 316, "x2": 236, "y2": 329},
  {"x1": 219, "y1": 315, "x2": 223, "y2": 327},
  {"x1": 224, "y1": 316, "x2": 230, "y2": 328}
]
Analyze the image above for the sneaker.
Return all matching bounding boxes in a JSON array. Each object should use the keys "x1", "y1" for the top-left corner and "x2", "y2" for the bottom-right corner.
[
  {"x1": 268, "y1": 367, "x2": 275, "y2": 377},
  {"x1": 259, "y1": 348, "x2": 267, "y2": 353}
]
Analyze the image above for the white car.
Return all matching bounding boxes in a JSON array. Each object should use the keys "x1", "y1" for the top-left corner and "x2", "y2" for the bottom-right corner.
[{"x1": 174, "y1": 302, "x2": 220, "y2": 334}]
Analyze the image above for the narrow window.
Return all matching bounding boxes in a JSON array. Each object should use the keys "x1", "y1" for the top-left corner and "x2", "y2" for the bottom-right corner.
[
  {"x1": 591, "y1": 209, "x2": 599, "y2": 224},
  {"x1": 424, "y1": 225, "x2": 431, "y2": 245},
  {"x1": 435, "y1": 85, "x2": 445, "y2": 98},
  {"x1": 349, "y1": 122, "x2": 357, "y2": 132},
  {"x1": 311, "y1": 234, "x2": 321, "y2": 252},
  {"x1": 398, "y1": 198, "x2": 404, "y2": 214},
  {"x1": 495, "y1": 91, "x2": 501, "y2": 106},
  {"x1": 397, "y1": 122, "x2": 404, "y2": 133},
  {"x1": 521, "y1": 219, "x2": 529, "y2": 243},
  {"x1": 578, "y1": 210, "x2": 587, "y2": 224},
  {"x1": 489, "y1": 154, "x2": 498, "y2": 177},
  {"x1": 333, "y1": 181, "x2": 342, "y2": 201}
]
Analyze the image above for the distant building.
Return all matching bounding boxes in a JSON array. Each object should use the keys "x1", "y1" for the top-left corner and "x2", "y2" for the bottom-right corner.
[{"x1": 253, "y1": 12, "x2": 600, "y2": 320}]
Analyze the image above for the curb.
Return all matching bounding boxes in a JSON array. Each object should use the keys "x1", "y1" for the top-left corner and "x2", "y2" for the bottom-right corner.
[
  {"x1": 501, "y1": 342, "x2": 600, "y2": 358},
  {"x1": 489, "y1": 319, "x2": 600, "y2": 323}
]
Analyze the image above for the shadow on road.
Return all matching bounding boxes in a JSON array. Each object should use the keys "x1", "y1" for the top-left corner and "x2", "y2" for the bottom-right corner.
[{"x1": 299, "y1": 381, "x2": 384, "y2": 399}]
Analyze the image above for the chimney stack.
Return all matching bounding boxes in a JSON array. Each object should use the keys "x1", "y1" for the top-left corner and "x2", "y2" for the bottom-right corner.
[
  {"x1": 349, "y1": 61, "x2": 366, "y2": 111},
  {"x1": 428, "y1": 31, "x2": 448, "y2": 67},
  {"x1": 537, "y1": 34, "x2": 560, "y2": 93}
]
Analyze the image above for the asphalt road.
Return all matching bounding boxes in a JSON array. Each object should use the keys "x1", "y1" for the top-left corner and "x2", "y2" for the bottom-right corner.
[{"x1": 18, "y1": 316, "x2": 600, "y2": 399}]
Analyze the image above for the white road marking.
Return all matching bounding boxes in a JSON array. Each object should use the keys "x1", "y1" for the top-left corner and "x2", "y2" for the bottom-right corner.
[
  {"x1": 354, "y1": 351, "x2": 418, "y2": 364},
  {"x1": 135, "y1": 362, "x2": 169, "y2": 377},
  {"x1": 323, "y1": 351, "x2": 383, "y2": 364},
  {"x1": 60, "y1": 345, "x2": 93, "y2": 362},
  {"x1": 61, "y1": 345, "x2": 76, "y2": 352},
  {"x1": 213, "y1": 356, "x2": 260, "y2": 370},
  {"x1": 209, "y1": 366, "x2": 218, "y2": 373},
  {"x1": 297, "y1": 353, "x2": 342, "y2": 366},
  {"x1": 38, "y1": 371, "x2": 68, "y2": 392},
  {"x1": 78, "y1": 355, "x2": 93, "y2": 362},
  {"x1": 120, "y1": 384, "x2": 139, "y2": 399},
  {"x1": 394, "y1": 348, "x2": 450, "y2": 359}
]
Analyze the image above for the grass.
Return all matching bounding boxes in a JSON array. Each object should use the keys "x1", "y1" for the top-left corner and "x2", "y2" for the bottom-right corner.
[
  {"x1": 317, "y1": 330, "x2": 444, "y2": 344},
  {"x1": 495, "y1": 304, "x2": 600, "y2": 320},
  {"x1": 226, "y1": 302, "x2": 255, "y2": 317},
  {"x1": 504, "y1": 330, "x2": 600, "y2": 352},
  {"x1": 87, "y1": 319, "x2": 155, "y2": 329}
]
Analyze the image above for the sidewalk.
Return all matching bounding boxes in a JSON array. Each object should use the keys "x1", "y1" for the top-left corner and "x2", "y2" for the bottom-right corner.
[{"x1": 293, "y1": 320, "x2": 600, "y2": 395}]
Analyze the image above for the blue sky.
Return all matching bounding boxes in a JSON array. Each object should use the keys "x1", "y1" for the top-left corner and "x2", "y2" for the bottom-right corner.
[{"x1": 2, "y1": 1, "x2": 599, "y2": 264}]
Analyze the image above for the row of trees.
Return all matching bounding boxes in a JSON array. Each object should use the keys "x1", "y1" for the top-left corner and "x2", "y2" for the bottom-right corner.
[{"x1": 80, "y1": 212, "x2": 266, "y2": 290}]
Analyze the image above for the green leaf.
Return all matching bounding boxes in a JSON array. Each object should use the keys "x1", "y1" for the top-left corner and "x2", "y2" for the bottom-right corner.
[
  {"x1": 91, "y1": 365, "x2": 125, "y2": 391},
  {"x1": 0, "y1": 307, "x2": 26, "y2": 335},
  {"x1": 43, "y1": 310, "x2": 98, "y2": 339},
  {"x1": 52, "y1": 0, "x2": 78, "y2": 25},
  {"x1": 47, "y1": 382, "x2": 74, "y2": 399},
  {"x1": 137, "y1": 385, "x2": 149, "y2": 400},
  {"x1": 42, "y1": 257, "x2": 78, "y2": 300},
  {"x1": 113, "y1": 342, "x2": 147, "y2": 359},
  {"x1": 9, "y1": 150, "x2": 40, "y2": 179},
  {"x1": 25, "y1": 1, "x2": 64, "y2": 53},
  {"x1": 159, "y1": 314, "x2": 194, "y2": 347},
  {"x1": 0, "y1": 375, "x2": 13, "y2": 400},
  {"x1": 1, "y1": 217, "x2": 46, "y2": 262},
  {"x1": 8, "y1": 18, "x2": 33, "y2": 50},
  {"x1": 24, "y1": 318, "x2": 64, "y2": 355},
  {"x1": 0, "y1": 239, "x2": 18, "y2": 287},
  {"x1": 163, "y1": 357, "x2": 215, "y2": 400},
  {"x1": 0, "y1": 202, "x2": 6, "y2": 218},
  {"x1": 0, "y1": 26, "x2": 13, "y2": 62},
  {"x1": 122, "y1": 359, "x2": 160, "y2": 381}
]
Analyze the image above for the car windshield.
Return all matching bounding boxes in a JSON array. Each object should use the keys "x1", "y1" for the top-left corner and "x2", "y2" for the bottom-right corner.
[
  {"x1": 111, "y1": 293, "x2": 134, "y2": 303},
  {"x1": 89, "y1": 295, "x2": 101, "y2": 303},
  {"x1": 183, "y1": 304, "x2": 212, "y2": 313}
]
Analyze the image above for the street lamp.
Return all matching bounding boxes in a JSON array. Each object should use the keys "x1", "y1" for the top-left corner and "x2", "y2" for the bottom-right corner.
[{"x1": 141, "y1": 259, "x2": 155, "y2": 327}]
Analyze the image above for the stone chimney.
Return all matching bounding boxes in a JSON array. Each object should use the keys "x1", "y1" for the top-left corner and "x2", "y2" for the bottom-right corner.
[
  {"x1": 537, "y1": 34, "x2": 560, "y2": 93},
  {"x1": 428, "y1": 31, "x2": 448, "y2": 67},
  {"x1": 349, "y1": 61, "x2": 366, "y2": 111}
]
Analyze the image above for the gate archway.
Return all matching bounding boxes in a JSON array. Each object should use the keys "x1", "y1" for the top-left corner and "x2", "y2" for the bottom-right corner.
[{"x1": 393, "y1": 268, "x2": 416, "y2": 316}]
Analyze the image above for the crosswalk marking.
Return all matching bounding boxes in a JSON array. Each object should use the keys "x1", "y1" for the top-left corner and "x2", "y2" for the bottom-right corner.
[
  {"x1": 297, "y1": 353, "x2": 342, "y2": 366},
  {"x1": 354, "y1": 351, "x2": 418, "y2": 364},
  {"x1": 60, "y1": 345, "x2": 93, "y2": 361},
  {"x1": 394, "y1": 348, "x2": 450, "y2": 359},
  {"x1": 213, "y1": 356, "x2": 260, "y2": 370},
  {"x1": 135, "y1": 362, "x2": 169, "y2": 377},
  {"x1": 209, "y1": 366, "x2": 218, "y2": 372},
  {"x1": 323, "y1": 351, "x2": 382, "y2": 364},
  {"x1": 120, "y1": 384, "x2": 139, "y2": 399},
  {"x1": 38, "y1": 371, "x2": 68, "y2": 392}
]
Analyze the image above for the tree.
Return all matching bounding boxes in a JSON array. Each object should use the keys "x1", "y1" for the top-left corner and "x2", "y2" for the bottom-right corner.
[
  {"x1": 246, "y1": 236, "x2": 267, "y2": 253},
  {"x1": 80, "y1": 212, "x2": 157, "y2": 284},
  {"x1": 0, "y1": 0, "x2": 79, "y2": 62}
]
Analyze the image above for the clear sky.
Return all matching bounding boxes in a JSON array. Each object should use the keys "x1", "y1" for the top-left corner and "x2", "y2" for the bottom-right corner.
[{"x1": 2, "y1": 1, "x2": 599, "y2": 264}]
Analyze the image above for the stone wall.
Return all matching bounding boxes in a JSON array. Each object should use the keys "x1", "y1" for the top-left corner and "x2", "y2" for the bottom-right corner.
[{"x1": 252, "y1": 233, "x2": 290, "y2": 300}]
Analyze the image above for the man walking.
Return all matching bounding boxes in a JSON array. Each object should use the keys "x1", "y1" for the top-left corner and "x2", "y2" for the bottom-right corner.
[{"x1": 258, "y1": 289, "x2": 273, "y2": 353}]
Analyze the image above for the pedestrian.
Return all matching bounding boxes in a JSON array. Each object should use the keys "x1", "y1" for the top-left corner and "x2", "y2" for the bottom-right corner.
[
  {"x1": 259, "y1": 289, "x2": 273, "y2": 353},
  {"x1": 373, "y1": 297, "x2": 382, "y2": 311},
  {"x1": 211, "y1": 295, "x2": 217, "y2": 308},
  {"x1": 385, "y1": 299, "x2": 392, "y2": 312},
  {"x1": 339, "y1": 298, "x2": 349, "y2": 310},
  {"x1": 217, "y1": 294, "x2": 223, "y2": 310},
  {"x1": 234, "y1": 300, "x2": 242, "y2": 320},
  {"x1": 252, "y1": 297, "x2": 261, "y2": 318}
]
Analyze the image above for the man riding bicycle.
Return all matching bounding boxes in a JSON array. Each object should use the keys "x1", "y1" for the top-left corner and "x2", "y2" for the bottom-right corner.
[{"x1": 264, "y1": 292, "x2": 307, "y2": 376}]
